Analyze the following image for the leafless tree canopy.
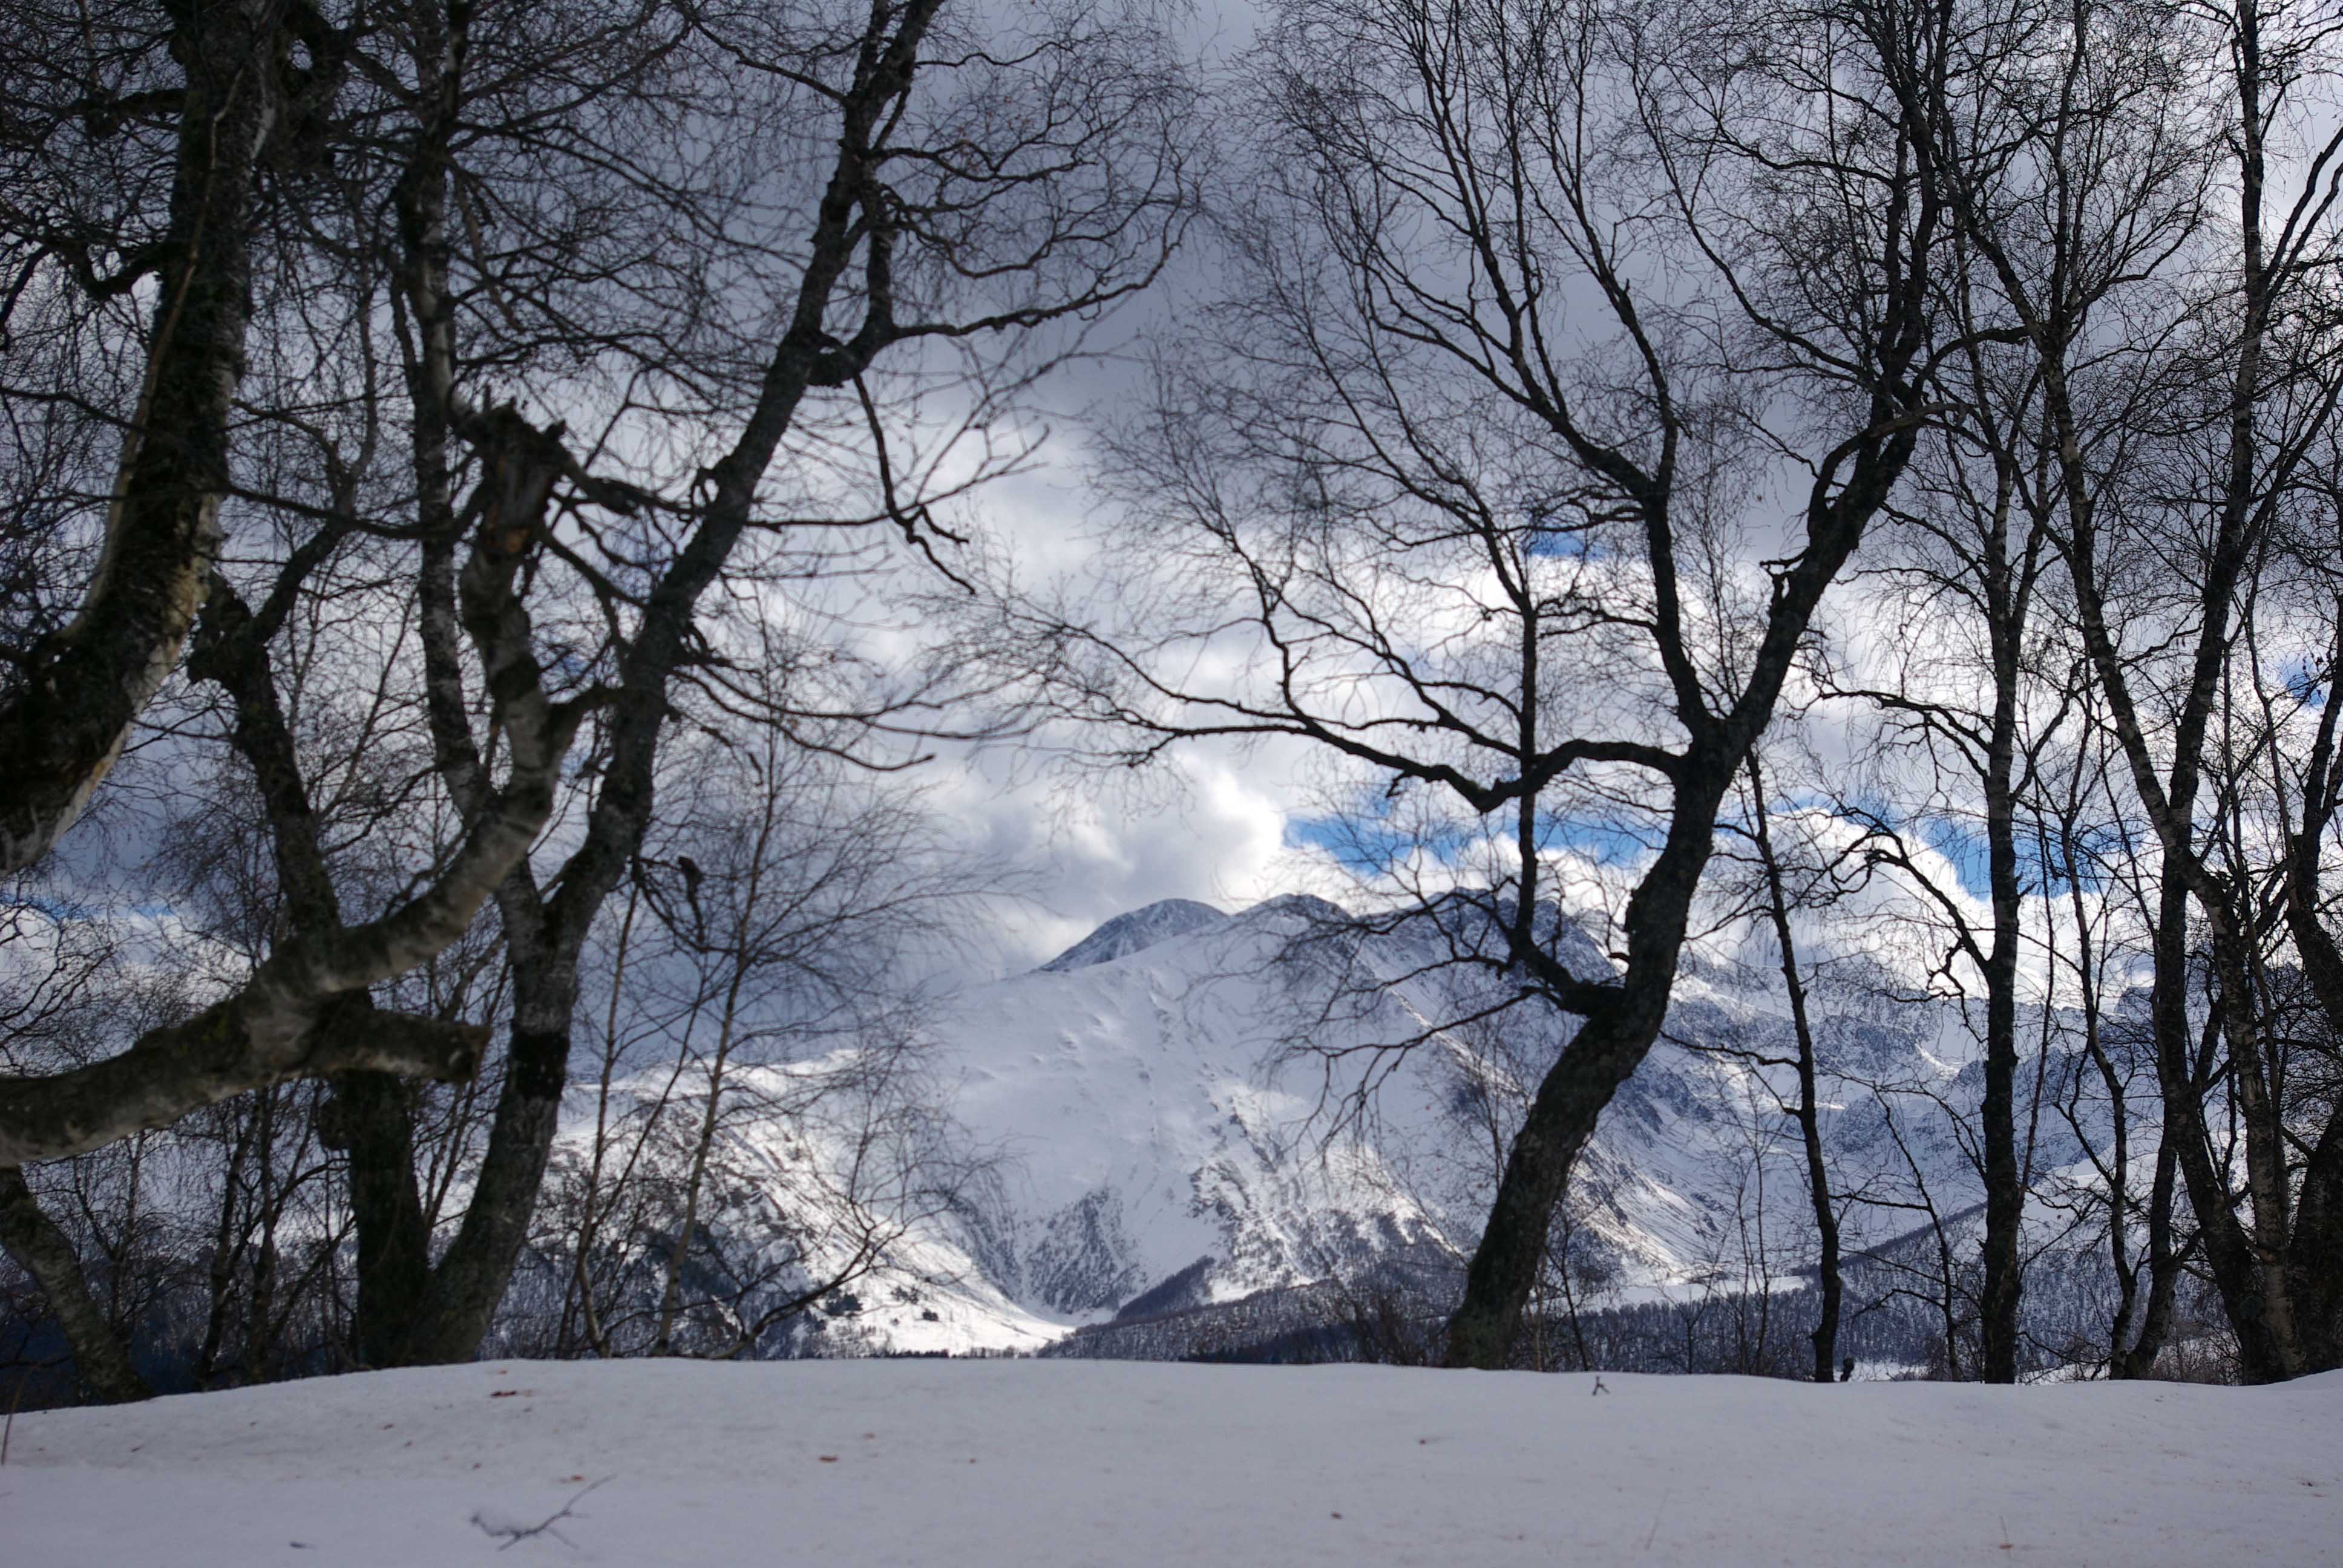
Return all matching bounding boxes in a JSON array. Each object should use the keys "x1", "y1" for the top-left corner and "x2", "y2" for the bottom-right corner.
[
  {"x1": 0, "y1": 0, "x2": 1193, "y2": 1393},
  {"x1": 5, "y1": 0, "x2": 2343, "y2": 1405}
]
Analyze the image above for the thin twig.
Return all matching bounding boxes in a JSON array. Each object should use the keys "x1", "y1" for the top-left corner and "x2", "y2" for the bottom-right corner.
[
  {"x1": 471, "y1": 1474, "x2": 614, "y2": 1552},
  {"x1": 1, "y1": 1367, "x2": 25, "y2": 1465}
]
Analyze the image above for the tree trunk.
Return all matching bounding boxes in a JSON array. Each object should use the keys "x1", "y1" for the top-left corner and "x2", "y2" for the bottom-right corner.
[
  {"x1": 1444, "y1": 793, "x2": 1720, "y2": 1369},
  {"x1": 336, "y1": 0, "x2": 960, "y2": 1369},
  {"x1": 2148, "y1": 878, "x2": 2296, "y2": 1380},
  {"x1": 0, "y1": 0, "x2": 281, "y2": 873},
  {"x1": 2287, "y1": 1114, "x2": 2343, "y2": 1372},
  {"x1": 380, "y1": 946, "x2": 581, "y2": 1367},
  {"x1": 2116, "y1": 1134, "x2": 2181, "y2": 1379},
  {"x1": 1748, "y1": 762, "x2": 1843, "y2": 1384},
  {"x1": 0, "y1": 1166, "x2": 150, "y2": 1403},
  {"x1": 1979, "y1": 678, "x2": 2025, "y2": 1383},
  {"x1": 325, "y1": 1070, "x2": 434, "y2": 1367}
]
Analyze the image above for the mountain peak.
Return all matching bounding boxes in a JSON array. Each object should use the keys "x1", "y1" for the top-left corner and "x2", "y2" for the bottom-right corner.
[
  {"x1": 1035, "y1": 898, "x2": 1231, "y2": 973},
  {"x1": 1237, "y1": 892, "x2": 1352, "y2": 927}
]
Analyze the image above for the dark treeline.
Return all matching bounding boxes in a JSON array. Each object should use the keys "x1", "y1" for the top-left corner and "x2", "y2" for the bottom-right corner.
[{"x1": 1050, "y1": 1221, "x2": 2241, "y2": 1383}]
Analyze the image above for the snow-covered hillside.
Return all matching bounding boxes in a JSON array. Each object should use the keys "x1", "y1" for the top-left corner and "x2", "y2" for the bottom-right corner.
[
  {"x1": 945, "y1": 895, "x2": 1458, "y2": 1318},
  {"x1": 626, "y1": 893, "x2": 2092, "y2": 1359},
  {"x1": 9, "y1": 1359, "x2": 2336, "y2": 1567}
]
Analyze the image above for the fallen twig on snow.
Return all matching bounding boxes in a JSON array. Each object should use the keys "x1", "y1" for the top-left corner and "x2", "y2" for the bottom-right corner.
[{"x1": 470, "y1": 1474, "x2": 614, "y2": 1552}]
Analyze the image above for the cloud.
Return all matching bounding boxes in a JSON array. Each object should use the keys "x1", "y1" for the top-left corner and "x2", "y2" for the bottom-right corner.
[{"x1": 928, "y1": 733, "x2": 1338, "y2": 974}]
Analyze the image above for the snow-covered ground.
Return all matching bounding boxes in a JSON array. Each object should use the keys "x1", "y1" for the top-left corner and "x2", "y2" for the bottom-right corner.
[{"x1": 7, "y1": 1360, "x2": 2337, "y2": 1566}]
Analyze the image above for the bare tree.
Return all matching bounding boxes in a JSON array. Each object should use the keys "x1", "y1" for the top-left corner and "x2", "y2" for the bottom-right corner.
[
  {"x1": 324, "y1": 0, "x2": 1192, "y2": 1368},
  {"x1": 1896, "y1": 0, "x2": 2343, "y2": 1378},
  {"x1": 2030, "y1": 690, "x2": 2178, "y2": 1376},
  {"x1": 1731, "y1": 754, "x2": 1851, "y2": 1383},
  {"x1": 994, "y1": 0, "x2": 1956, "y2": 1367},
  {"x1": 0, "y1": 0, "x2": 604, "y2": 1175},
  {"x1": 627, "y1": 724, "x2": 994, "y2": 1357}
]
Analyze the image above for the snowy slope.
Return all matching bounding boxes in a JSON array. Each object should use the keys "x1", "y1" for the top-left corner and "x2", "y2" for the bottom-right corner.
[
  {"x1": 9, "y1": 1358, "x2": 2339, "y2": 1567},
  {"x1": 539, "y1": 1053, "x2": 1074, "y2": 1359},
  {"x1": 945, "y1": 895, "x2": 1455, "y2": 1318}
]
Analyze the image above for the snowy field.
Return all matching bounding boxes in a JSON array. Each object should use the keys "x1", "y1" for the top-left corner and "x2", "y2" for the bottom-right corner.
[{"x1": 5, "y1": 1360, "x2": 2338, "y2": 1566}]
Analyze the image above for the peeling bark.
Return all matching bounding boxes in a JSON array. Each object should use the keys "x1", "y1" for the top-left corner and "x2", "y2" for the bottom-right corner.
[{"x1": 0, "y1": 0, "x2": 283, "y2": 872}]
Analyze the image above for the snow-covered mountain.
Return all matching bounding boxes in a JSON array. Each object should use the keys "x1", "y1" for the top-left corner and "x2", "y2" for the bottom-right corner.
[
  {"x1": 940, "y1": 896, "x2": 1462, "y2": 1324},
  {"x1": 620, "y1": 893, "x2": 2107, "y2": 1357}
]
